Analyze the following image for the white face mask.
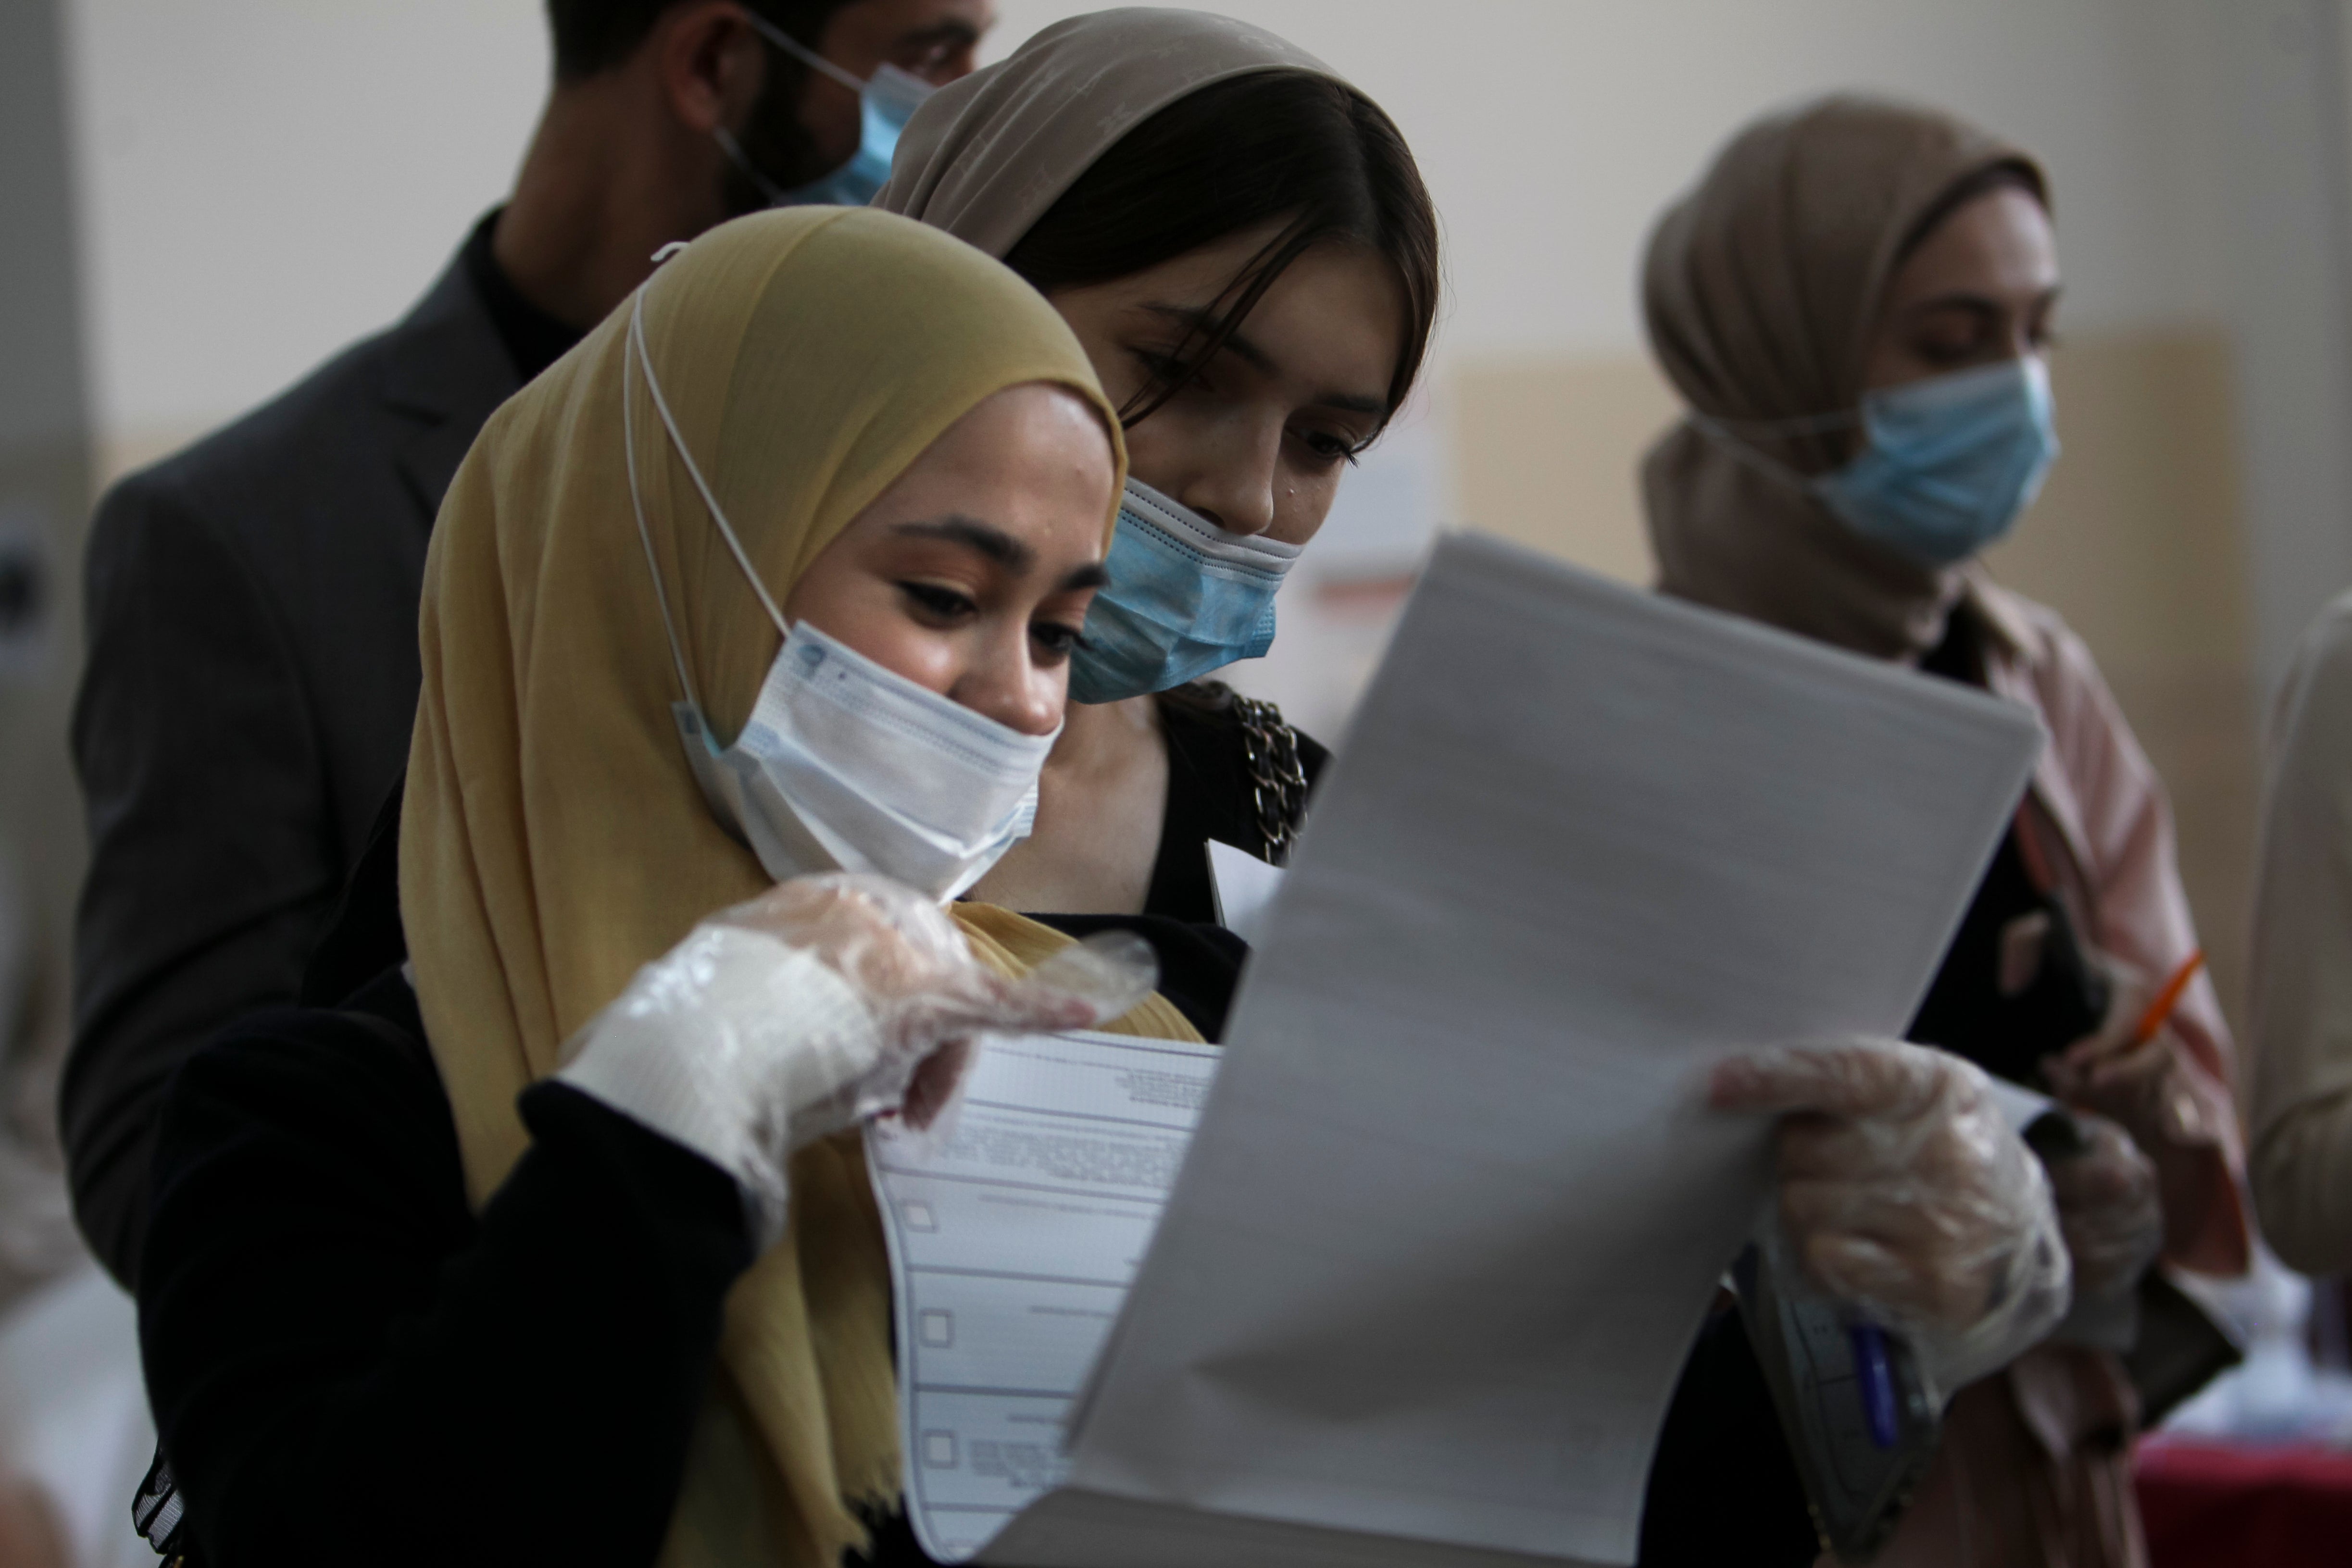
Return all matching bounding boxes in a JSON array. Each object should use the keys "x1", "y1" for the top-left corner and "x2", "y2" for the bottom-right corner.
[{"x1": 623, "y1": 290, "x2": 1058, "y2": 900}]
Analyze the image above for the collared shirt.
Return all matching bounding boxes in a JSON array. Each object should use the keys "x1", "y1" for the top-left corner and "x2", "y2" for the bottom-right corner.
[{"x1": 461, "y1": 208, "x2": 585, "y2": 384}]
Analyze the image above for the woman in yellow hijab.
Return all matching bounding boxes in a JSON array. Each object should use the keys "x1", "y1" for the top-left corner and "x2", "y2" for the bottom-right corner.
[{"x1": 133, "y1": 206, "x2": 1172, "y2": 1568}]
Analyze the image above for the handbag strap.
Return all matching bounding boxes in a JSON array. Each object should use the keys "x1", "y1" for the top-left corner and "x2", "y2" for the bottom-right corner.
[{"x1": 1229, "y1": 693, "x2": 1309, "y2": 866}]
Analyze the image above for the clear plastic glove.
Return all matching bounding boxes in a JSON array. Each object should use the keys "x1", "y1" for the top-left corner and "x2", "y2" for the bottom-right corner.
[
  {"x1": 1711, "y1": 1037, "x2": 2071, "y2": 1400},
  {"x1": 558, "y1": 873, "x2": 1156, "y2": 1246},
  {"x1": 2046, "y1": 1110, "x2": 2163, "y2": 1305}
]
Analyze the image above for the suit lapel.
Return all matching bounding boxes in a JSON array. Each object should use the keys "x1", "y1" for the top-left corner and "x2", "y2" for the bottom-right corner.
[{"x1": 379, "y1": 239, "x2": 523, "y2": 530}]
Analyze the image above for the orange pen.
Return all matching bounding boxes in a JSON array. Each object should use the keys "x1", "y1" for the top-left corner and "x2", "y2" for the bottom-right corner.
[{"x1": 2131, "y1": 950, "x2": 2205, "y2": 1048}]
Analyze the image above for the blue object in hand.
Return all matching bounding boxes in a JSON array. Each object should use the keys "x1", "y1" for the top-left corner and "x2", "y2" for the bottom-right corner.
[{"x1": 1850, "y1": 1324, "x2": 1898, "y2": 1449}]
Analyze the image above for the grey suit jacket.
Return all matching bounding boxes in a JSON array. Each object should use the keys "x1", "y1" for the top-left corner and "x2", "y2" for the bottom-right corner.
[{"x1": 67, "y1": 237, "x2": 519, "y2": 1285}]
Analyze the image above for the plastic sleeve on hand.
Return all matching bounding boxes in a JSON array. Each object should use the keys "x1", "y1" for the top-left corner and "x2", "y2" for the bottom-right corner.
[
  {"x1": 558, "y1": 926, "x2": 880, "y2": 1246},
  {"x1": 1721, "y1": 1038, "x2": 2076, "y2": 1406},
  {"x1": 1907, "y1": 1156, "x2": 2070, "y2": 1400}
]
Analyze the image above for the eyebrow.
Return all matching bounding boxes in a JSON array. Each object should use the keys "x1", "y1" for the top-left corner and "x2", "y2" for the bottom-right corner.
[
  {"x1": 1139, "y1": 303, "x2": 1388, "y2": 416},
  {"x1": 1903, "y1": 284, "x2": 2063, "y2": 316},
  {"x1": 893, "y1": 517, "x2": 1033, "y2": 573},
  {"x1": 892, "y1": 518, "x2": 1107, "y2": 593}
]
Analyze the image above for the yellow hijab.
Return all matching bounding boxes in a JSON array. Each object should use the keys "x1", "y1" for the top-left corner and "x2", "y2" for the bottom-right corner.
[{"x1": 400, "y1": 207, "x2": 1191, "y2": 1564}]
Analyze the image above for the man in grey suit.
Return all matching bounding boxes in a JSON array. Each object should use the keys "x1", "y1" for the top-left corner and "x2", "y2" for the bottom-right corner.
[{"x1": 68, "y1": 0, "x2": 996, "y2": 1286}]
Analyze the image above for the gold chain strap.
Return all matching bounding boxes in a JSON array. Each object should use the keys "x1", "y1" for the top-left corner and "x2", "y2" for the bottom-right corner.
[{"x1": 1230, "y1": 694, "x2": 1309, "y2": 866}]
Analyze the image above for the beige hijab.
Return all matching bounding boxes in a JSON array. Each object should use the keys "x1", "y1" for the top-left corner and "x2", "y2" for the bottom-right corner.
[
  {"x1": 400, "y1": 207, "x2": 1169, "y2": 1564},
  {"x1": 1640, "y1": 95, "x2": 2046, "y2": 660},
  {"x1": 873, "y1": 6, "x2": 1337, "y2": 257}
]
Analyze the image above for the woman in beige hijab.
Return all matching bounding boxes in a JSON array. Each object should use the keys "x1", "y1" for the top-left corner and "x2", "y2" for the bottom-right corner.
[
  {"x1": 132, "y1": 205, "x2": 1164, "y2": 1568},
  {"x1": 1643, "y1": 95, "x2": 2251, "y2": 1568}
]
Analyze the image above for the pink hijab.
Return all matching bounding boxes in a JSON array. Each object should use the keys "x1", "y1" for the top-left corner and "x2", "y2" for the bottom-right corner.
[{"x1": 1639, "y1": 95, "x2": 2045, "y2": 660}]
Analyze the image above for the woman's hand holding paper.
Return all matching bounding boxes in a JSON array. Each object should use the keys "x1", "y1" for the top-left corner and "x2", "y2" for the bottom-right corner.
[
  {"x1": 558, "y1": 872, "x2": 1157, "y2": 1246},
  {"x1": 1711, "y1": 1038, "x2": 2071, "y2": 1398}
]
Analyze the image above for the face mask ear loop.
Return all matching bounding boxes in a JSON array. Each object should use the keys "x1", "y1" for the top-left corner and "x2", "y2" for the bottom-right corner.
[
  {"x1": 628, "y1": 295, "x2": 793, "y2": 640},
  {"x1": 1684, "y1": 400, "x2": 1869, "y2": 498},
  {"x1": 737, "y1": 11, "x2": 869, "y2": 92},
  {"x1": 1684, "y1": 412, "x2": 1819, "y2": 498},
  {"x1": 624, "y1": 291, "x2": 705, "y2": 714}
]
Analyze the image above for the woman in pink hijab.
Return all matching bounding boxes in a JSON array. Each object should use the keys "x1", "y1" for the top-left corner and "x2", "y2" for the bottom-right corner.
[{"x1": 1642, "y1": 95, "x2": 2251, "y2": 1568}]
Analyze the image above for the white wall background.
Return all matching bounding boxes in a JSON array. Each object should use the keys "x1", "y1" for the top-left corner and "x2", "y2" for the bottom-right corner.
[
  {"x1": 63, "y1": 0, "x2": 550, "y2": 444},
  {"x1": 1002, "y1": 0, "x2": 2240, "y2": 359},
  {"x1": 53, "y1": 0, "x2": 2352, "y2": 713},
  {"x1": 63, "y1": 0, "x2": 2247, "y2": 450}
]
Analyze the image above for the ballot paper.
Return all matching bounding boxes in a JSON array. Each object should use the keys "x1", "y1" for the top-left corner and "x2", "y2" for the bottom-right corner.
[
  {"x1": 867, "y1": 1030, "x2": 1220, "y2": 1562},
  {"x1": 876, "y1": 532, "x2": 2042, "y2": 1567}
]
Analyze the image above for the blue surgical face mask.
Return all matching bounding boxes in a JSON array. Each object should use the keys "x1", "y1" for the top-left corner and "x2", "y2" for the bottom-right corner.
[
  {"x1": 1813, "y1": 357, "x2": 2059, "y2": 567},
  {"x1": 1067, "y1": 479, "x2": 1301, "y2": 705},
  {"x1": 716, "y1": 16, "x2": 932, "y2": 209},
  {"x1": 1689, "y1": 357, "x2": 2060, "y2": 570}
]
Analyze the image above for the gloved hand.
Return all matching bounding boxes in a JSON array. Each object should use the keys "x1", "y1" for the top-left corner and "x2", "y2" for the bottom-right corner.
[
  {"x1": 2041, "y1": 955, "x2": 2223, "y2": 1154},
  {"x1": 559, "y1": 873, "x2": 1156, "y2": 1246},
  {"x1": 1711, "y1": 1038, "x2": 2071, "y2": 1401},
  {"x1": 2044, "y1": 1110, "x2": 2164, "y2": 1306}
]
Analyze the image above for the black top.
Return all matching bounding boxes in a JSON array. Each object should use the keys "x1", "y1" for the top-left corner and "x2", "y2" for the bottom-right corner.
[
  {"x1": 1145, "y1": 685, "x2": 1330, "y2": 922},
  {"x1": 143, "y1": 697, "x2": 1812, "y2": 1568},
  {"x1": 460, "y1": 209, "x2": 588, "y2": 385},
  {"x1": 1907, "y1": 607, "x2": 2108, "y2": 1086},
  {"x1": 1029, "y1": 684, "x2": 1334, "y2": 1041}
]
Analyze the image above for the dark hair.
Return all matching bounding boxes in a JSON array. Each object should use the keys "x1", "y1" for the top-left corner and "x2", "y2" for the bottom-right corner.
[
  {"x1": 1002, "y1": 71, "x2": 1441, "y2": 437},
  {"x1": 545, "y1": 0, "x2": 848, "y2": 82},
  {"x1": 1894, "y1": 159, "x2": 2047, "y2": 266}
]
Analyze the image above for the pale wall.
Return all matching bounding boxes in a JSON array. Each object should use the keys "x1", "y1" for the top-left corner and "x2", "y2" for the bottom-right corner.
[
  {"x1": 64, "y1": 0, "x2": 550, "y2": 468},
  {"x1": 2, "y1": 0, "x2": 94, "y2": 1056},
  {"x1": 71, "y1": 1, "x2": 2239, "y2": 456},
  {"x1": 993, "y1": 0, "x2": 2235, "y2": 361}
]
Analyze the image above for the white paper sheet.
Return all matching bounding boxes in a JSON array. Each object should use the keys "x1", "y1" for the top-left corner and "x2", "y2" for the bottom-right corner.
[
  {"x1": 1208, "y1": 838, "x2": 1288, "y2": 947},
  {"x1": 867, "y1": 1029, "x2": 1219, "y2": 1563},
  {"x1": 1054, "y1": 534, "x2": 2043, "y2": 1564}
]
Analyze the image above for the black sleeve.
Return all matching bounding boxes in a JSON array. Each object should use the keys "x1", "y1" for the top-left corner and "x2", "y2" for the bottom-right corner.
[
  {"x1": 1637, "y1": 1308, "x2": 1818, "y2": 1567},
  {"x1": 66, "y1": 473, "x2": 342, "y2": 1286},
  {"x1": 139, "y1": 1001, "x2": 756, "y2": 1568}
]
